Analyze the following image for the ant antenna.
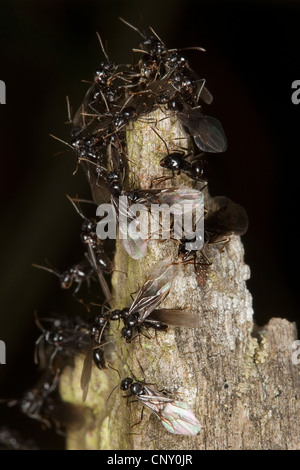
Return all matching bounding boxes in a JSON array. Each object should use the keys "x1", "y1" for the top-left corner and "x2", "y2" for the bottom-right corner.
[
  {"x1": 33, "y1": 310, "x2": 45, "y2": 333},
  {"x1": 65, "y1": 194, "x2": 86, "y2": 220},
  {"x1": 106, "y1": 380, "x2": 121, "y2": 404},
  {"x1": 32, "y1": 263, "x2": 59, "y2": 278},
  {"x1": 150, "y1": 126, "x2": 170, "y2": 155},
  {"x1": 107, "y1": 363, "x2": 121, "y2": 379},
  {"x1": 168, "y1": 46, "x2": 206, "y2": 53},
  {"x1": 131, "y1": 48, "x2": 146, "y2": 54},
  {"x1": 66, "y1": 96, "x2": 73, "y2": 124},
  {"x1": 149, "y1": 26, "x2": 165, "y2": 46},
  {"x1": 119, "y1": 17, "x2": 145, "y2": 39},
  {"x1": 49, "y1": 134, "x2": 73, "y2": 150},
  {"x1": 99, "y1": 89, "x2": 110, "y2": 113},
  {"x1": 96, "y1": 32, "x2": 109, "y2": 61}
]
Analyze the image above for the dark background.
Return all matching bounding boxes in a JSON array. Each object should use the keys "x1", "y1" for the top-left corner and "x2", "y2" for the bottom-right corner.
[{"x1": 0, "y1": 0, "x2": 299, "y2": 449}]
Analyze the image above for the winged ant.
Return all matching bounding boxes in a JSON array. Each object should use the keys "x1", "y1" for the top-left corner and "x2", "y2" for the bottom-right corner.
[
  {"x1": 2, "y1": 371, "x2": 87, "y2": 432},
  {"x1": 97, "y1": 258, "x2": 201, "y2": 343},
  {"x1": 119, "y1": 376, "x2": 201, "y2": 435},
  {"x1": 178, "y1": 196, "x2": 248, "y2": 266},
  {"x1": 108, "y1": 361, "x2": 201, "y2": 436}
]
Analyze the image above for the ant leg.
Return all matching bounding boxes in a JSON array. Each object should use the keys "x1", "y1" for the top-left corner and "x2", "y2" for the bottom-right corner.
[
  {"x1": 158, "y1": 387, "x2": 173, "y2": 395},
  {"x1": 73, "y1": 280, "x2": 82, "y2": 295},
  {"x1": 130, "y1": 287, "x2": 139, "y2": 301},
  {"x1": 49, "y1": 348, "x2": 58, "y2": 370},
  {"x1": 151, "y1": 175, "x2": 174, "y2": 188},
  {"x1": 198, "y1": 250, "x2": 212, "y2": 266},
  {"x1": 218, "y1": 238, "x2": 230, "y2": 252},
  {"x1": 194, "y1": 256, "x2": 212, "y2": 274},
  {"x1": 131, "y1": 406, "x2": 144, "y2": 429}
]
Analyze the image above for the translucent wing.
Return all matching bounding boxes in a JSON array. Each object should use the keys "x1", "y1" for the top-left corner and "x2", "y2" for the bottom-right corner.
[
  {"x1": 157, "y1": 188, "x2": 204, "y2": 210},
  {"x1": 127, "y1": 188, "x2": 203, "y2": 207},
  {"x1": 80, "y1": 348, "x2": 93, "y2": 402},
  {"x1": 86, "y1": 244, "x2": 112, "y2": 306},
  {"x1": 120, "y1": 204, "x2": 149, "y2": 260},
  {"x1": 80, "y1": 160, "x2": 111, "y2": 205},
  {"x1": 200, "y1": 86, "x2": 213, "y2": 105},
  {"x1": 160, "y1": 401, "x2": 201, "y2": 435},
  {"x1": 194, "y1": 78, "x2": 214, "y2": 105},
  {"x1": 137, "y1": 387, "x2": 201, "y2": 436},
  {"x1": 122, "y1": 188, "x2": 203, "y2": 260},
  {"x1": 206, "y1": 196, "x2": 249, "y2": 237},
  {"x1": 178, "y1": 105, "x2": 227, "y2": 153},
  {"x1": 122, "y1": 233, "x2": 149, "y2": 260},
  {"x1": 148, "y1": 309, "x2": 201, "y2": 328},
  {"x1": 73, "y1": 99, "x2": 94, "y2": 130},
  {"x1": 129, "y1": 259, "x2": 179, "y2": 322}
]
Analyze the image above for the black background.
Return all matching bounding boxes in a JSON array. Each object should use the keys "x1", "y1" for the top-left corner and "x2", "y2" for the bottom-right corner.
[{"x1": 0, "y1": 0, "x2": 299, "y2": 449}]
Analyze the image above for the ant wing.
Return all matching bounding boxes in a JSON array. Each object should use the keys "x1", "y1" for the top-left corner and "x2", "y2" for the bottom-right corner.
[
  {"x1": 73, "y1": 102, "x2": 88, "y2": 130},
  {"x1": 160, "y1": 400, "x2": 201, "y2": 435},
  {"x1": 73, "y1": 87, "x2": 109, "y2": 133},
  {"x1": 158, "y1": 189, "x2": 204, "y2": 240},
  {"x1": 86, "y1": 245, "x2": 112, "y2": 306},
  {"x1": 122, "y1": 234, "x2": 149, "y2": 260},
  {"x1": 193, "y1": 114, "x2": 227, "y2": 153},
  {"x1": 59, "y1": 331, "x2": 92, "y2": 353},
  {"x1": 80, "y1": 348, "x2": 93, "y2": 402},
  {"x1": 179, "y1": 107, "x2": 227, "y2": 153},
  {"x1": 121, "y1": 204, "x2": 149, "y2": 260},
  {"x1": 34, "y1": 335, "x2": 46, "y2": 368},
  {"x1": 73, "y1": 98, "x2": 97, "y2": 130},
  {"x1": 200, "y1": 86, "x2": 213, "y2": 105},
  {"x1": 157, "y1": 188, "x2": 204, "y2": 211},
  {"x1": 129, "y1": 259, "x2": 179, "y2": 322},
  {"x1": 195, "y1": 79, "x2": 213, "y2": 105},
  {"x1": 127, "y1": 187, "x2": 201, "y2": 208},
  {"x1": 80, "y1": 160, "x2": 111, "y2": 205},
  {"x1": 206, "y1": 196, "x2": 249, "y2": 236},
  {"x1": 137, "y1": 389, "x2": 201, "y2": 436},
  {"x1": 127, "y1": 189, "x2": 165, "y2": 206},
  {"x1": 148, "y1": 309, "x2": 201, "y2": 328}
]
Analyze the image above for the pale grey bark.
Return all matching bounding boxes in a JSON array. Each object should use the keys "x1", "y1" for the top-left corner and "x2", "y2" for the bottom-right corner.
[{"x1": 60, "y1": 109, "x2": 300, "y2": 450}]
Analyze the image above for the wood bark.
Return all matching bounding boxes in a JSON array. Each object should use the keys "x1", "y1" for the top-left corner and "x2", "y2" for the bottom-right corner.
[{"x1": 60, "y1": 109, "x2": 300, "y2": 450}]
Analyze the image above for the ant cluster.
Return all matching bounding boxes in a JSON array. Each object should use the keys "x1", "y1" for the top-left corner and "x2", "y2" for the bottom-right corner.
[{"x1": 1, "y1": 19, "x2": 249, "y2": 446}]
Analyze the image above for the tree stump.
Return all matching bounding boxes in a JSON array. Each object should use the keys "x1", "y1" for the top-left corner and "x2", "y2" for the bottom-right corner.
[{"x1": 60, "y1": 109, "x2": 300, "y2": 450}]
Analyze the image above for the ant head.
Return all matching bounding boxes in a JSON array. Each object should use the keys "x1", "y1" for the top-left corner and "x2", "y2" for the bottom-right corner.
[
  {"x1": 19, "y1": 390, "x2": 37, "y2": 414},
  {"x1": 94, "y1": 314, "x2": 107, "y2": 327},
  {"x1": 120, "y1": 377, "x2": 133, "y2": 391},
  {"x1": 160, "y1": 153, "x2": 183, "y2": 171},
  {"x1": 47, "y1": 330, "x2": 65, "y2": 345},
  {"x1": 167, "y1": 99, "x2": 183, "y2": 112},
  {"x1": 121, "y1": 326, "x2": 133, "y2": 342},
  {"x1": 121, "y1": 307, "x2": 130, "y2": 318},
  {"x1": 61, "y1": 272, "x2": 72, "y2": 289}
]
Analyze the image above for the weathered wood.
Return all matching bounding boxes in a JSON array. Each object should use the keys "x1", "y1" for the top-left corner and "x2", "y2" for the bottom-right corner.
[{"x1": 61, "y1": 109, "x2": 300, "y2": 450}]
